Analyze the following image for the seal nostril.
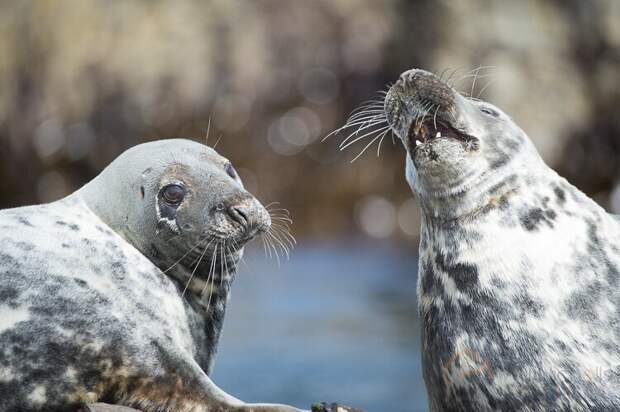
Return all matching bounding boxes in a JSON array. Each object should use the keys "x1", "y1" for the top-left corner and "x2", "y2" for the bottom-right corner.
[{"x1": 227, "y1": 205, "x2": 249, "y2": 229}]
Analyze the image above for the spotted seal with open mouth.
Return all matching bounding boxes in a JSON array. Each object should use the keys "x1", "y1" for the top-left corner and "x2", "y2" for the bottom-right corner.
[{"x1": 335, "y1": 69, "x2": 620, "y2": 411}]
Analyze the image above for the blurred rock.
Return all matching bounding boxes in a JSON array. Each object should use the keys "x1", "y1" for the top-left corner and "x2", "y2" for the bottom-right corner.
[{"x1": 0, "y1": 1, "x2": 619, "y2": 239}]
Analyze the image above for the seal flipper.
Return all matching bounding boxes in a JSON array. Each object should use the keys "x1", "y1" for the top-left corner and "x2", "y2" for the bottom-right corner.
[{"x1": 107, "y1": 354, "x2": 307, "y2": 412}]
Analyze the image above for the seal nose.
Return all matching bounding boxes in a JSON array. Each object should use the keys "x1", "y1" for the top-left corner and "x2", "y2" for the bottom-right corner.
[
  {"x1": 227, "y1": 204, "x2": 249, "y2": 229},
  {"x1": 223, "y1": 195, "x2": 270, "y2": 238}
]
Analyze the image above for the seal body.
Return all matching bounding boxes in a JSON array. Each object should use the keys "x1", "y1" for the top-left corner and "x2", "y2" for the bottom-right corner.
[
  {"x1": 0, "y1": 139, "x2": 302, "y2": 412},
  {"x1": 379, "y1": 70, "x2": 620, "y2": 411}
]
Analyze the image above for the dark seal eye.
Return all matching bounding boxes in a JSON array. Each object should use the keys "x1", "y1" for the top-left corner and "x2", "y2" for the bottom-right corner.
[
  {"x1": 480, "y1": 106, "x2": 499, "y2": 117},
  {"x1": 162, "y1": 184, "x2": 186, "y2": 205},
  {"x1": 225, "y1": 163, "x2": 237, "y2": 180}
]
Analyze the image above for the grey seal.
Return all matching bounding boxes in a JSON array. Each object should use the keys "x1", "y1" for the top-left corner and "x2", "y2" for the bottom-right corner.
[
  {"x1": 337, "y1": 69, "x2": 620, "y2": 411},
  {"x1": 0, "y1": 139, "x2": 302, "y2": 412}
]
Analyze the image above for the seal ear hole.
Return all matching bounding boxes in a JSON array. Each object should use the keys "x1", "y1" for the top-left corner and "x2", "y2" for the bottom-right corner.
[{"x1": 140, "y1": 186, "x2": 145, "y2": 199}]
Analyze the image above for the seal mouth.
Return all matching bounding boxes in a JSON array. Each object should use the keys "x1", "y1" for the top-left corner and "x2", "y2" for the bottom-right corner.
[{"x1": 406, "y1": 119, "x2": 478, "y2": 155}]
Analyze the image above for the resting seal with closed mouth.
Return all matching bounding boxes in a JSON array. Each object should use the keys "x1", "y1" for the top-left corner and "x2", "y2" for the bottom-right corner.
[
  {"x1": 0, "y1": 139, "x2": 303, "y2": 412},
  {"x1": 337, "y1": 69, "x2": 620, "y2": 411}
]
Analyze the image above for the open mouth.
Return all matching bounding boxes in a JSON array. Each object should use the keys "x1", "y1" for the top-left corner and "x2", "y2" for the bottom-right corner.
[{"x1": 406, "y1": 119, "x2": 477, "y2": 153}]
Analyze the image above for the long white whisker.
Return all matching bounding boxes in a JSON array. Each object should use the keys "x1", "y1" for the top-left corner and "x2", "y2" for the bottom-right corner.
[
  {"x1": 181, "y1": 238, "x2": 214, "y2": 297},
  {"x1": 341, "y1": 125, "x2": 390, "y2": 152},
  {"x1": 340, "y1": 125, "x2": 390, "y2": 151},
  {"x1": 338, "y1": 120, "x2": 387, "y2": 148},
  {"x1": 350, "y1": 133, "x2": 384, "y2": 163},
  {"x1": 201, "y1": 242, "x2": 218, "y2": 296},
  {"x1": 164, "y1": 237, "x2": 208, "y2": 273},
  {"x1": 376, "y1": 128, "x2": 391, "y2": 157}
]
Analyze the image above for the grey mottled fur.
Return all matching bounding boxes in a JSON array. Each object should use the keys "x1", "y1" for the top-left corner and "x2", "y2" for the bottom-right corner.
[
  {"x1": 0, "y1": 139, "x2": 304, "y2": 412},
  {"x1": 383, "y1": 69, "x2": 620, "y2": 411}
]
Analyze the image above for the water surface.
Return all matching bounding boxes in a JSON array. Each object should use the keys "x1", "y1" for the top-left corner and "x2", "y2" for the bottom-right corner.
[{"x1": 213, "y1": 240, "x2": 427, "y2": 412}]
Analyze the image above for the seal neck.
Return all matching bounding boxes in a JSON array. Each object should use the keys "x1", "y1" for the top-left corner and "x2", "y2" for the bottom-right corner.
[{"x1": 413, "y1": 147, "x2": 549, "y2": 223}]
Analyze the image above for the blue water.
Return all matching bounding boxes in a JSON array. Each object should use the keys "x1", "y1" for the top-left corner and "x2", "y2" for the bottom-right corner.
[{"x1": 212, "y1": 239, "x2": 428, "y2": 412}]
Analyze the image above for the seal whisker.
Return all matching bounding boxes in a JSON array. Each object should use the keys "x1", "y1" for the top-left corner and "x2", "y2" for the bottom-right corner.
[
  {"x1": 266, "y1": 230, "x2": 290, "y2": 260},
  {"x1": 349, "y1": 103, "x2": 385, "y2": 113},
  {"x1": 265, "y1": 234, "x2": 281, "y2": 266},
  {"x1": 323, "y1": 114, "x2": 383, "y2": 142},
  {"x1": 261, "y1": 236, "x2": 271, "y2": 260},
  {"x1": 270, "y1": 222, "x2": 296, "y2": 247},
  {"x1": 469, "y1": 69, "x2": 493, "y2": 97},
  {"x1": 415, "y1": 101, "x2": 434, "y2": 129},
  {"x1": 268, "y1": 212, "x2": 293, "y2": 219},
  {"x1": 432, "y1": 104, "x2": 441, "y2": 131},
  {"x1": 212, "y1": 134, "x2": 223, "y2": 149},
  {"x1": 342, "y1": 113, "x2": 386, "y2": 127},
  {"x1": 323, "y1": 93, "x2": 387, "y2": 142},
  {"x1": 204, "y1": 116, "x2": 212, "y2": 145},
  {"x1": 200, "y1": 242, "x2": 218, "y2": 297},
  {"x1": 345, "y1": 105, "x2": 385, "y2": 120},
  {"x1": 350, "y1": 131, "x2": 387, "y2": 163},
  {"x1": 203, "y1": 242, "x2": 218, "y2": 312},
  {"x1": 348, "y1": 97, "x2": 387, "y2": 114},
  {"x1": 181, "y1": 237, "x2": 214, "y2": 297},
  {"x1": 347, "y1": 106, "x2": 385, "y2": 116},
  {"x1": 267, "y1": 208, "x2": 291, "y2": 214},
  {"x1": 340, "y1": 124, "x2": 389, "y2": 151},
  {"x1": 221, "y1": 244, "x2": 231, "y2": 289},
  {"x1": 338, "y1": 125, "x2": 383, "y2": 149},
  {"x1": 268, "y1": 216, "x2": 295, "y2": 244},
  {"x1": 340, "y1": 114, "x2": 385, "y2": 131},
  {"x1": 271, "y1": 217, "x2": 294, "y2": 226},
  {"x1": 163, "y1": 237, "x2": 209, "y2": 273},
  {"x1": 446, "y1": 66, "x2": 496, "y2": 94},
  {"x1": 438, "y1": 67, "x2": 452, "y2": 82},
  {"x1": 227, "y1": 240, "x2": 245, "y2": 272},
  {"x1": 207, "y1": 241, "x2": 225, "y2": 310},
  {"x1": 476, "y1": 78, "x2": 496, "y2": 99},
  {"x1": 445, "y1": 67, "x2": 465, "y2": 88},
  {"x1": 350, "y1": 108, "x2": 386, "y2": 120},
  {"x1": 376, "y1": 127, "x2": 392, "y2": 157}
]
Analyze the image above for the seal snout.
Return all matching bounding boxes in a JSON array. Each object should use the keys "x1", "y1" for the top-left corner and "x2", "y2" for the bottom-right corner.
[{"x1": 224, "y1": 196, "x2": 271, "y2": 239}]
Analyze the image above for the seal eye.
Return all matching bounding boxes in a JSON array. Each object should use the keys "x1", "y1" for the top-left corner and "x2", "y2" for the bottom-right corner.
[
  {"x1": 162, "y1": 184, "x2": 185, "y2": 205},
  {"x1": 225, "y1": 163, "x2": 237, "y2": 180},
  {"x1": 480, "y1": 106, "x2": 499, "y2": 117}
]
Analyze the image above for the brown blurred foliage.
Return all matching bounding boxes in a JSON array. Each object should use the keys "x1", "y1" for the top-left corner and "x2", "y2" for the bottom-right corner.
[{"x1": 1, "y1": 0, "x2": 619, "y2": 239}]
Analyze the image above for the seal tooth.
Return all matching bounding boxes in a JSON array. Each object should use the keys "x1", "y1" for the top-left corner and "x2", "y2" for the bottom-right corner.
[
  {"x1": 436, "y1": 132, "x2": 441, "y2": 138},
  {"x1": 415, "y1": 140, "x2": 422, "y2": 146}
]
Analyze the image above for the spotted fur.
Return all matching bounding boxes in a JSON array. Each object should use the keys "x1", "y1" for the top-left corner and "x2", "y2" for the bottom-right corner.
[
  {"x1": 0, "y1": 139, "x2": 302, "y2": 412},
  {"x1": 384, "y1": 69, "x2": 620, "y2": 411}
]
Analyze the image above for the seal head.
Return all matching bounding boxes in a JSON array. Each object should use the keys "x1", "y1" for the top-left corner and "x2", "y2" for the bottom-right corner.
[
  {"x1": 79, "y1": 139, "x2": 271, "y2": 294},
  {"x1": 385, "y1": 69, "x2": 544, "y2": 219}
]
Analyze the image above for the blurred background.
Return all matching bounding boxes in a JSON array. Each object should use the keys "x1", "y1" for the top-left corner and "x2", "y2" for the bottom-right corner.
[{"x1": 1, "y1": 1, "x2": 619, "y2": 411}]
